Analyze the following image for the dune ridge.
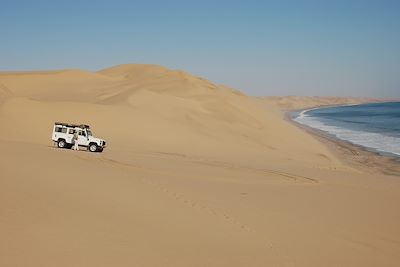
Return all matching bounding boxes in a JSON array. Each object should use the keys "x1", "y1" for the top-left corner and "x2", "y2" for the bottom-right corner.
[{"x1": 1, "y1": 64, "x2": 399, "y2": 267}]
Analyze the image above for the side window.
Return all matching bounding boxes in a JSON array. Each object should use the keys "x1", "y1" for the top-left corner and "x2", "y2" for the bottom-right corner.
[
  {"x1": 55, "y1": 127, "x2": 62, "y2": 133},
  {"x1": 68, "y1": 129, "x2": 75, "y2": 134},
  {"x1": 61, "y1": 128, "x2": 67, "y2": 133}
]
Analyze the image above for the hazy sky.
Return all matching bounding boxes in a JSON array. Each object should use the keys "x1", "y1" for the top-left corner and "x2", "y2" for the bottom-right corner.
[{"x1": 1, "y1": 0, "x2": 399, "y2": 97}]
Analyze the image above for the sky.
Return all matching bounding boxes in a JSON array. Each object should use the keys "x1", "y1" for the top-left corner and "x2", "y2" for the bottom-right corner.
[{"x1": 0, "y1": 0, "x2": 399, "y2": 97}]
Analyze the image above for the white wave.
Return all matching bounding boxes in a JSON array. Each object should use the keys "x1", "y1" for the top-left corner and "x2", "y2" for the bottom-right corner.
[
  {"x1": 297, "y1": 107, "x2": 318, "y2": 119},
  {"x1": 294, "y1": 113, "x2": 400, "y2": 156}
]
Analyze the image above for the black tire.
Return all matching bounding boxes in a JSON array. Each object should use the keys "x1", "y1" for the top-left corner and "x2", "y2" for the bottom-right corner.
[
  {"x1": 57, "y1": 139, "x2": 67, "y2": 149},
  {"x1": 89, "y1": 143, "x2": 98, "y2": 152}
]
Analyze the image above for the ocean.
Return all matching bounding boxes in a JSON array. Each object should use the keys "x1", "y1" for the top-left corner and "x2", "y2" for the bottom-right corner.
[{"x1": 293, "y1": 102, "x2": 400, "y2": 157}]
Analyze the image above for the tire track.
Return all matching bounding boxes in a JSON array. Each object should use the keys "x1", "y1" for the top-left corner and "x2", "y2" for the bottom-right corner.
[
  {"x1": 74, "y1": 153, "x2": 295, "y2": 263},
  {"x1": 75, "y1": 154, "x2": 254, "y2": 233}
]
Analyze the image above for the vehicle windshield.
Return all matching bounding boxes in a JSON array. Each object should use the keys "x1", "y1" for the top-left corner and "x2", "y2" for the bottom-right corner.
[{"x1": 87, "y1": 129, "x2": 93, "y2": 136}]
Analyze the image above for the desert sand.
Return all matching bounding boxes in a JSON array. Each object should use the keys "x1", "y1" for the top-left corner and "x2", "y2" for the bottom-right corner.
[{"x1": 1, "y1": 64, "x2": 399, "y2": 266}]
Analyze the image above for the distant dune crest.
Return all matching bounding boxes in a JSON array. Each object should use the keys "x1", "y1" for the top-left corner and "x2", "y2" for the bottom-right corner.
[
  {"x1": 261, "y1": 95, "x2": 389, "y2": 110},
  {"x1": 0, "y1": 64, "x2": 230, "y2": 104}
]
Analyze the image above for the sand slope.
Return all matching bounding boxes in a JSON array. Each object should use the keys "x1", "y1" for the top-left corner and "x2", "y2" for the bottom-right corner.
[
  {"x1": 0, "y1": 65, "x2": 342, "y2": 166},
  {"x1": 1, "y1": 65, "x2": 399, "y2": 267}
]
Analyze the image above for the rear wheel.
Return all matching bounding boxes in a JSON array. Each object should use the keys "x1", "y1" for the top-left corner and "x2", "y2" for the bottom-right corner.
[
  {"x1": 89, "y1": 143, "x2": 98, "y2": 152},
  {"x1": 57, "y1": 139, "x2": 67, "y2": 148}
]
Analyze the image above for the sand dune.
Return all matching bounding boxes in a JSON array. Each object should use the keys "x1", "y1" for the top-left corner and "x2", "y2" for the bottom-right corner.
[
  {"x1": 1, "y1": 64, "x2": 399, "y2": 266},
  {"x1": 0, "y1": 65, "x2": 341, "y2": 166},
  {"x1": 261, "y1": 95, "x2": 387, "y2": 110}
]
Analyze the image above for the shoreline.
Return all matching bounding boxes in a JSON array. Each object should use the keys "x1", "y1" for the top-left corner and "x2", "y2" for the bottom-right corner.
[{"x1": 285, "y1": 108, "x2": 400, "y2": 177}]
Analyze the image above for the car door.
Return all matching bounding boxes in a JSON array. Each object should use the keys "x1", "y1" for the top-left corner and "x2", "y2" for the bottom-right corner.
[
  {"x1": 67, "y1": 128, "x2": 75, "y2": 144},
  {"x1": 78, "y1": 130, "x2": 89, "y2": 146}
]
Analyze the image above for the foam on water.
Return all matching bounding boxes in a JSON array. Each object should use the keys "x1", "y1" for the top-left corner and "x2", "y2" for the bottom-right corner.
[{"x1": 294, "y1": 108, "x2": 400, "y2": 157}]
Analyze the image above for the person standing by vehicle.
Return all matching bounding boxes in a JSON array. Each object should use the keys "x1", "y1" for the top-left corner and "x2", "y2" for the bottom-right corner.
[{"x1": 72, "y1": 130, "x2": 79, "y2": 151}]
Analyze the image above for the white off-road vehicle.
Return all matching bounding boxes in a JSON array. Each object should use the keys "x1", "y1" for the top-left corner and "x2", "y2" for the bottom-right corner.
[{"x1": 52, "y1": 122, "x2": 106, "y2": 152}]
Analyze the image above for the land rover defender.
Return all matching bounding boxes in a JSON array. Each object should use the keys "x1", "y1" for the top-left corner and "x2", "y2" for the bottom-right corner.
[{"x1": 52, "y1": 122, "x2": 106, "y2": 152}]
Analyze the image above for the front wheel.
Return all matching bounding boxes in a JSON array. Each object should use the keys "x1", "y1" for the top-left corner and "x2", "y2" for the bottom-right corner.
[
  {"x1": 89, "y1": 143, "x2": 98, "y2": 152},
  {"x1": 57, "y1": 139, "x2": 67, "y2": 148}
]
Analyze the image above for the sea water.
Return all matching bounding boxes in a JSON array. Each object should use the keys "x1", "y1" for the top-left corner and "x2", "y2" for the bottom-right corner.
[{"x1": 293, "y1": 102, "x2": 400, "y2": 157}]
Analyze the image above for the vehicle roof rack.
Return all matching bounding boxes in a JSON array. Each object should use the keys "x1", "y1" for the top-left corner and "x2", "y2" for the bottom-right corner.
[{"x1": 54, "y1": 122, "x2": 90, "y2": 129}]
